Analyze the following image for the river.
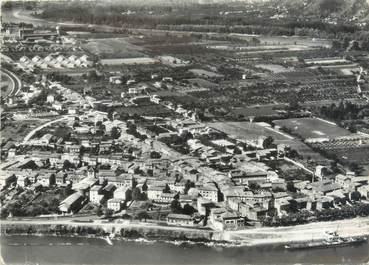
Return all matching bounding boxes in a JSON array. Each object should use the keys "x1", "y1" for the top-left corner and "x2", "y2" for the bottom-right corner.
[{"x1": 1, "y1": 235, "x2": 369, "y2": 265}]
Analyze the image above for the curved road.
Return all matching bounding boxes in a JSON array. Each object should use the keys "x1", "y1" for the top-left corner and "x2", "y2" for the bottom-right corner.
[
  {"x1": 8, "y1": 9, "x2": 120, "y2": 31},
  {"x1": 1, "y1": 68, "x2": 22, "y2": 99}
]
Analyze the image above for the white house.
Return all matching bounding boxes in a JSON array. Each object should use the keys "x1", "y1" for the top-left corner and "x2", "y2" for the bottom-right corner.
[
  {"x1": 358, "y1": 185, "x2": 369, "y2": 199},
  {"x1": 89, "y1": 185, "x2": 103, "y2": 204},
  {"x1": 198, "y1": 184, "x2": 218, "y2": 202},
  {"x1": 107, "y1": 198, "x2": 122, "y2": 211}
]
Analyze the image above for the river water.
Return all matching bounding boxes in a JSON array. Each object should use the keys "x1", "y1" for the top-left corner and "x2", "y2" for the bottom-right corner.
[{"x1": 1, "y1": 235, "x2": 369, "y2": 265}]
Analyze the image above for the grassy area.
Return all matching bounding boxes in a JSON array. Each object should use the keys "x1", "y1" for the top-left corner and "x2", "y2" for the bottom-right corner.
[{"x1": 1, "y1": 119, "x2": 46, "y2": 142}]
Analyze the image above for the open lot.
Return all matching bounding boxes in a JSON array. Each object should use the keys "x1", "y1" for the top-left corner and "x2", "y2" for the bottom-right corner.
[
  {"x1": 274, "y1": 118, "x2": 352, "y2": 140},
  {"x1": 82, "y1": 38, "x2": 147, "y2": 59}
]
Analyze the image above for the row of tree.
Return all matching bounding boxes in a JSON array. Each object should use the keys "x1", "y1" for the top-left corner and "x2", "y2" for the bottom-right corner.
[{"x1": 262, "y1": 203, "x2": 369, "y2": 227}]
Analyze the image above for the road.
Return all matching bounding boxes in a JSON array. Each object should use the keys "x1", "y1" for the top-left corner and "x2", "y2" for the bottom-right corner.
[
  {"x1": 225, "y1": 216, "x2": 369, "y2": 246},
  {"x1": 1, "y1": 68, "x2": 22, "y2": 99},
  {"x1": 22, "y1": 115, "x2": 74, "y2": 144}
]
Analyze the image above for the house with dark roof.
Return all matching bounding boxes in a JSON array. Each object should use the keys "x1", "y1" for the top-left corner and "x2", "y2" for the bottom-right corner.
[
  {"x1": 167, "y1": 213, "x2": 194, "y2": 226},
  {"x1": 59, "y1": 192, "x2": 85, "y2": 213},
  {"x1": 229, "y1": 169, "x2": 268, "y2": 186},
  {"x1": 307, "y1": 179, "x2": 341, "y2": 196}
]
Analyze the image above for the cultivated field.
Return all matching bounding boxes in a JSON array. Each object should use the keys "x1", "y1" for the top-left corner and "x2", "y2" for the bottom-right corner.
[
  {"x1": 256, "y1": 64, "x2": 293, "y2": 73},
  {"x1": 82, "y1": 38, "x2": 146, "y2": 59},
  {"x1": 274, "y1": 118, "x2": 352, "y2": 140},
  {"x1": 275, "y1": 139, "x2": 327, "y2": 162},
  {"x1": 231, "y1": 104, "x2": 287, "y2": 118},
  {"x1": 310, "y1": 138, "x2": 369, "y2": 165}
]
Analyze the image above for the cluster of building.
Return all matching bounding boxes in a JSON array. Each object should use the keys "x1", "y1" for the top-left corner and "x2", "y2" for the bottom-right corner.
[
  {"x1": 17, "y1": 54, "x2": 93, "y2": 71},
  {"x1": 1, "y1": 17, "x2": 369, "y2": 234}
]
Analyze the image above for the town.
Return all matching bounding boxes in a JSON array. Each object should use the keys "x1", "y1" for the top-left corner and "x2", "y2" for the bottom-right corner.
[{"x1": 1, "y1": 0, "x2": 369, "y2": 237}]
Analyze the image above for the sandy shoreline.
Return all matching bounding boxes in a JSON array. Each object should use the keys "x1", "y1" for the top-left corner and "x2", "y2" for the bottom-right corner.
[{"x1": 2, "y1": 216, "x2": 369, "y2": 247}]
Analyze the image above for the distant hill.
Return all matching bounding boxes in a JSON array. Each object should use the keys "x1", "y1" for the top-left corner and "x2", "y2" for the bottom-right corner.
[
  {"x1": 194, "y1": 0, "x2": 369, "y2": 21},
  {"x1": 302, "y1": 0, "x2": 369, "y2": 20}
]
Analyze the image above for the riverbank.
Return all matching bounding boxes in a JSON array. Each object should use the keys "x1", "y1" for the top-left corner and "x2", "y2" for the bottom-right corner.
[
  {"x1": 2, "y1": 216, "x2": 369, "y2": 248},
  {"x1": 0, "y1": 220, "x2": 223, "y2": 246}
]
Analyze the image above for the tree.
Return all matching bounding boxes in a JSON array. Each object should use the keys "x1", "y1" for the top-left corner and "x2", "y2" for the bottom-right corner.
[
  {"x1": 249, "y1": 182, "x2": 260, "y2": 190},
  {"x1": 233, "y1": 147, "x2": 242, "y2": 155},
  {"x1": 250, "y1": 37, "x2": 261, "y2": 46},
  {"x1": 125, "y1": 189, "x2": 132, "y2": 201},
  {"x1": 351, "y1": 191, "x2": 361, "y2": 201},
  {"x1": 136, "y1": 211, "x2": 150, "y2": 222},
  {"x1": 55, "y1": 126, "x2": 71, "y2": 139},
  {"x1": 163, "y1": 184, "x2": 171, "y2": 193},
  {"x1": 86, "y1": 70, "x2": 99, "y2": 83},
  {"x1": 111, "y1": 127, "x2": 121, "y2": 139},
  {"x1": 263, "y1": 136, "x2": 275, "y2": 149},
  {"x1": 132, "y1": 187, "x2": 141, "y2": 201},
  {"x1": 107, "y1": 108, "x2": 114, "y2": 121},
  {"x1": 170, "y1": 199, "x2": 182, "y2": 214},
  {"x1": 63, "y1": 160, "x2": 75, "y2": 170},
  {"x1": 150, "y1": 151, "x2": 161, "y2": 159},
  {"x1": 0, "y1": 208, "x2": 9, "y2": 219},
  {"x1": 286, "y1": 181, "x2": 296, "y2": 192},
  {"x1": 184, "y1": 180, "x2": 195, "y2": 194},
  {"x1": 349, "y1": 162, "x2": 362, "y2": 175},
  {"x1": 182, "y1": 204, "x2": 195, "y2": 215},
  {"x1": 95, "y1": 207, "x2": 103, "y2": 216},
  {"x1": 142, "y1": 182, "x2": 148, "y2": 192},
  {"x1": 104, "y1": 208, "x2": 113, "y2": 218}
]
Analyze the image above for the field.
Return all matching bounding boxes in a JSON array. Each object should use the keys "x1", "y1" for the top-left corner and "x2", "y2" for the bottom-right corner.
[
  {"x1": 310, "y1": 138, "x2": 369, "y2": 166},
  {"x1": 82, "y1": 38, "x2": 147, "y2": 59},
  {"x1": 256, "y1": 64, "x2": 293, "y2": 73},
  {"x1": 274, "y1": 118, "x2": 352, "y2": 140},
  {"x1": 1, "y1": 119, "x2": 45, "y2": 142},
  {"x1": 207, "y1": 122, "x2": 290, "y2": 141},
  {"x1": 231, "y1": 104, "x2": 287, "y2": 118},
  {"x1": 275, "y1": 139, "x2": 327, "y2": 162}
]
